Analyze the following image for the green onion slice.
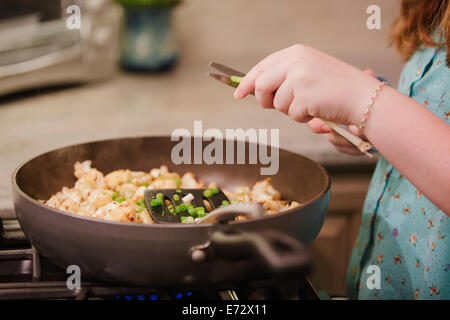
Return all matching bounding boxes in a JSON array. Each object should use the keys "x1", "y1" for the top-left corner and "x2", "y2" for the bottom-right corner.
[
  {"x1": 196, "y1": 207, "x2": 205, "y2": 214},
  {"x1": 136, "y1": 198, "x2": 146, "y2": 208},
  {"x1": 116, "y1": 197, "x2": 126, "y2": 203},
  {"x1": 181, "y1": 216, "x2": 194, "y2": 223},
  {"x1": 151, "y1": 198, "x2": 163, "y2": 207},
  {"x1": 111, "y1": 191, "x2": 120, "y2": 200},
  {"x1": 203, "y1": 189, "x2": 213, "y2": 197},
  {"x1": 197, "y1": 211, "x2": 206, "y2": 218},
  {"x1": 188, "y1": 207, "x2": 197, "y2": 217},
  {"x1": 230, "y1": 75, "x2": 243, "y2": 84}
]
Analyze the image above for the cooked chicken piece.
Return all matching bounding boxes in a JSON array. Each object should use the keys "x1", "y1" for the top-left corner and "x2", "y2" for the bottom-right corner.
[
  {"x1": 89, "y1": 189, "x2": 114, "y2": 210},
  {"x1": 104, "y1": 169, "x2": 150, "y2": 190},
  {"x1": 231, "y1": 186, "x2": 251, "y2": 203},
  {"x1": 262, "y1": 199, "x2": 289, "y2": 213},
  {"x1": 45, "y1": 187, "x2": 81, "y2": 209},
  {"x1": 104, "y1": 170, "x2": 131, "y2": 189},
  {"x1": 94, "y1": 200, "x2": 144, "y2": 223},
  {"x1": 207, "y1": 182, "x2": 217, "y2": 189},
  {"x1": 137, "y1": 209, "x2": 154, "y2": 224},
  {"x1": 159, "y1": 165, "x2": 169, "y2": 174},
  {"x1": 128, "y1": 171, "x2": 152, "y2": 186},
  {"x1": 73, "y1": 161, "x2": 105, "y2": 193},
  {"x1": 116, "y1": 182, "x2": 138, "y2": 199},
  {"x1": 60, "y1": 198, "x2": 80, "y2": 214},
  {"x1": 150, "y1": 168, "x2": 161, "y2": 179},
  {"x1": 158, "y1": 165, "x2": 178, "y2": 179},
  {"x1": 222, "y1": 189, "x2": 235, "y2": 201},
  {"x1": 46, "y1": 195, "x2": 61, "y2": 209},
  {"x1": 61, "y1": 187, "x2": 82, "y2": 203},
  {"x1": 74, "y1": 160, "x2": 95, "y2": 179},
  {"x1": 151, "y1": 178, "x2": 178, "y2": 189},
  {"x1": 181, "y1": 172, "x2": 201, "y2": 188},
  {"x1": 132, "y1": 186, "x2": 147, "y2": 201},
  {"x1": 75, "y1": 170, "x2": 105, "y2": 196},
  {"x1": 288, "y1": 201, "x2": 301, "y2": 209},
  {"x1": 250, "y1": 178, "x2": 281, "y2": 202}
]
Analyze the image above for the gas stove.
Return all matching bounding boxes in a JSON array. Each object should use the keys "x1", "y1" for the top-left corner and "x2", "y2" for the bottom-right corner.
[{"x1": 0, "y1": 211, "x2": 319, "y2": 300}]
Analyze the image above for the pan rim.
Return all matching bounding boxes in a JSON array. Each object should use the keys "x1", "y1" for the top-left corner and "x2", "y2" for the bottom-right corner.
[{"x1": 11, "y1": 135, "x2": 331, "y2": 229}]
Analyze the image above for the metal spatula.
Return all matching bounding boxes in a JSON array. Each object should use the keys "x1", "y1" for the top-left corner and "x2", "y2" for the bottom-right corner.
[{"x1": 144, "y1": 188, "x2": 230, "y2": 223}]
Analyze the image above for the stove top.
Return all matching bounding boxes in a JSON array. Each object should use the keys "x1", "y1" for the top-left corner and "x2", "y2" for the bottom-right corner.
[{"x1": 0, "y1": 214, "x2": 319, "y2": 300}]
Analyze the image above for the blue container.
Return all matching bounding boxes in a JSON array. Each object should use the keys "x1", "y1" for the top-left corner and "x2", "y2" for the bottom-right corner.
[{"x1": 120, "y1": 7, "x2": 178, "y2": 72}]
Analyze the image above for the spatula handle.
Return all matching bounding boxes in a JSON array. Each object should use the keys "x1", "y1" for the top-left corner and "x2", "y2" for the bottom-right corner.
[
  {"x1": 319, "y1": 119, "x2": 375, "y2": 158},
  {"x1": 195, "y1": 203, "x2": 264, "y2": 224}
]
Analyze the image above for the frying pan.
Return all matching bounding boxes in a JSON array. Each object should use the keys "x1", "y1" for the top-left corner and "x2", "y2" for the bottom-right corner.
[{"x1": 11, "y1": 136, "x2": 330, "y2": 288}]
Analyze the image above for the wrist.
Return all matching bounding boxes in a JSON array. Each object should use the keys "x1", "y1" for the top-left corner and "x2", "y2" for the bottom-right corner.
[{"x1": 348, "y1": 74, "x2": 384, "y2": 126}]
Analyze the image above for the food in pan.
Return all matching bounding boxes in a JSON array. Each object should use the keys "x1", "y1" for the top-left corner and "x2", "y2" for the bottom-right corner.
[{"x1": 42, "y1": 160, "x2": 300, "y2": 224}]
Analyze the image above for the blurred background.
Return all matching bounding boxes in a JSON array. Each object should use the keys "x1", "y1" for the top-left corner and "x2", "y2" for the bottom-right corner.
[{"x1": 0, "y1": 0, "x2": 403, "y2": 296}]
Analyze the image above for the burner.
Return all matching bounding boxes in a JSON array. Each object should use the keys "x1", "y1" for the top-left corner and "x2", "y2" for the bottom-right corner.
[{"x1": 0, "y1": 216, "x2": 319, "y2": 300}]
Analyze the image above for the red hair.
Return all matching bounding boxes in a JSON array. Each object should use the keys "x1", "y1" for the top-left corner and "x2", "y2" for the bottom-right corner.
[{"x1": 390, "y1": 0, "x2": 449, "y2": 66}]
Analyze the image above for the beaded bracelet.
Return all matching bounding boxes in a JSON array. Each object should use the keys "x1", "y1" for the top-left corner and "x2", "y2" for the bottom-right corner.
[{"x1": 359, "y1": 81, "x2": 387, "y2": 130}]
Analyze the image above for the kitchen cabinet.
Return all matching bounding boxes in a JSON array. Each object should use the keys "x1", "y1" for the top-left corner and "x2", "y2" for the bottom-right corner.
[{"x1": 308, "y1": 167, "x2": 374, "y2": 297}]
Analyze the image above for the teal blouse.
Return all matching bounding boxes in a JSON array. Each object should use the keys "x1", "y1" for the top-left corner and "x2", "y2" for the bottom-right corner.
[{"x1": 346, "y1": 43, "x2": 450, "y2": 299}]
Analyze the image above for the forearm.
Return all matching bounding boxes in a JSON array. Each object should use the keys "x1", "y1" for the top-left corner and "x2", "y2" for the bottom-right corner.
[{"x1": 361, "y1": 87, "x2": 450, "y2": 214}]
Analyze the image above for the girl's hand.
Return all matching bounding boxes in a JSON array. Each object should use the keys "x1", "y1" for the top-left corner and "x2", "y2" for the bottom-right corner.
[
  {"x1": 234, "y1": 44, "x2": 381, "y2": 126},
  {"x1": 307, "y1": 69, "x2": 377, "y2": 156}
]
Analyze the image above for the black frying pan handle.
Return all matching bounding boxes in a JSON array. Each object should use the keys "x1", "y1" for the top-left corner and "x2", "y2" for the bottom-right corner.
[{"x1": 210, "y1": 229, "x2": 310, "y2": 276}]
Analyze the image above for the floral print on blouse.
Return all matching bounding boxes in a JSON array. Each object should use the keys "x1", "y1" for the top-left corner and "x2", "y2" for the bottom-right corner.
[{"x1": 346, "y1": 42, "x2": 450, "y2": 300}]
